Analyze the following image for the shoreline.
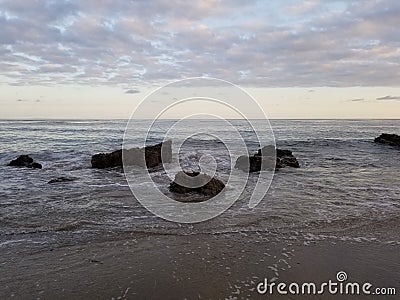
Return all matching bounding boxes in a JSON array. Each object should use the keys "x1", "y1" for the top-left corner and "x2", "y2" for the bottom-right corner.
[{"x1": 1, "y1": 230, "x2": 398, "y2": 299}]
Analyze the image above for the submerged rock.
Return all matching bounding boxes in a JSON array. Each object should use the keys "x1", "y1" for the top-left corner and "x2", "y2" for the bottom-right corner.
[
  {"x1": 91, "y1": 140, "x2": 172, "y2": 169},
  {"x1": 375, "y1": 133, "x2": 400, "y2": 147},
  {"x1": 235, "y1": 145, "x2": 300, "y2": 172},
  {"x1": 48, "y1": 177, "x2": 77, "y2": 184},
  {"x1": 55, "y1": 222, "x2": 81, "y2": 232},
  {"x1": 169, "y1": 171, "x2": 225, "y2": 198},
  {"x1": 8, "y1": 155, "x2": 42, "y2": 169},
  {"x1": 30, "y1": 162, "x2": 43, "y2": 169}
]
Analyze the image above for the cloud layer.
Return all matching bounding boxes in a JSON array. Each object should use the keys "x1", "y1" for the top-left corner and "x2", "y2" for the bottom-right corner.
[{"x1": 0, "y1": 0, "x2": 399, "y2": 87}]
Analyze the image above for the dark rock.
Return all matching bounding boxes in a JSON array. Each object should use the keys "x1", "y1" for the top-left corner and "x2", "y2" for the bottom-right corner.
[
  {"x1": 256, "y1": 145, "x2": 275, "y2": 156},
  {"x1": 30, "y1": 162, "x2": 43, "y2": 169},
  {"x1": 48, "y1": 177, "x2": 77, "y2": 184},
  {"x1": 374, "y1": 133, "x2": 400, "y2": 147},
  {"x1": 144, "y1": 140, "x2": 172, "y2": 168},
  {"x1": 276, "y1": 156, "x2": 300, "y2": 169},
  {"x1": 8, "y1": 155, "x2": 42, "y2": 169},
  {"x1": 277, "y1": 148, "x2": 295, "y2": 158},
  {"x1": 88, "y1": 258, "x2": 103, "y2": 264},
  {"x1": 235, "y1": 145, "x2": 299, "y2": 172},
  {"x1": 55, "y1": 222, "x2": 81, "y2": 231},
  {"x1": 91, "y1": 140, "x2": 172, "y2": 169},
  {"x1": 169, "y1": 171, "x2": 225, "y2": 198},
  {"x1": 8, "y1": 155, "x2": 33, "y2": 166},
  {"x1": 235, "y1": 155, "x2": 276, "y2": 172},
  {"x1": 91, "y1": 149, "x2": 123, "y2": 169},
  {"x1": 235, "y1": 155, "x2": 254, "y2": 172}
]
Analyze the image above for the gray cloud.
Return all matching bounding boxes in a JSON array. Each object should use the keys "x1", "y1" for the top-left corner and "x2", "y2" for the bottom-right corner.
[
  {"x1": 0, "y1": 0, "x2": 399, "y2": 87},
  {"x1": 347, "y1": 98, "x2": 365, "y2": 102},
  {"x1": 376, "y1": 95, "x2": 400, "y2": 101},
  {"x1": 16, "y1": 98, "x2": 40, "y2": 102},
  {"x1": 125, "y1": 89, "x2": 140, "y2": 94}
]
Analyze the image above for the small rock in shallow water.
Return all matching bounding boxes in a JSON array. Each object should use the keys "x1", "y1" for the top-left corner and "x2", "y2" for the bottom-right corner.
[
  {"x1": 8, "y1": 155, "x2": 42, "y2": 169},
  {"x1": 48, "y1": 177, "x2": 77, "y2": 184},
  {"x1": 55, "y1": 222, "x2": 81, "y2": 231},
  {"x1": 30, "y1": 162, "x2": 43, "y2": 169}
]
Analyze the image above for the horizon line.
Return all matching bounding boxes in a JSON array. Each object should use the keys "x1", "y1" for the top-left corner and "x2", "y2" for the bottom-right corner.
[{"x1": 1, "y1": 118, "x2": 400, "y2": 121}]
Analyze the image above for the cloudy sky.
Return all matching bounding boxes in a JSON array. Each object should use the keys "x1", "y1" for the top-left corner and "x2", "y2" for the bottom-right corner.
[{"x1": 1, "y1": 0, "x2": 400, "y2": 118}]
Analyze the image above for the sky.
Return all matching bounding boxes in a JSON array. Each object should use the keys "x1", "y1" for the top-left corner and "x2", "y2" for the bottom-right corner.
[{"x1": 0, "y1": 0, "x2": 400, "y2": 119}]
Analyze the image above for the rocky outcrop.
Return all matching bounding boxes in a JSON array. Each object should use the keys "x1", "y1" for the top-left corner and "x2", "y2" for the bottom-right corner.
[
  {"x1": 48, "y1": 177, "x2": 77, "y2": 184},
  {"x1": 91, "y1": 140, "x2": 172, "y2": 169},
  {"x1": 169, "y1": 171, "x2": 225, "y2": 198},
  {"x1": 8, "y1": 155, "x2": 42, "y2": 169},
  {"x1": 375, "y1": 133, "x2": 400, "y2": 147},
  {"x1": 91, "y1": 149, "x2": 123, "y2": 169},
  {"x1": 235, "y1": 145, "x2": 300, "y2": 172}
]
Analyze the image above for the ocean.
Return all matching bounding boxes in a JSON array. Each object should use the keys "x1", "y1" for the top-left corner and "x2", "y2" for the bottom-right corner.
[{"x1": 1, "y1": 119, "x2": 399, "y2": 251}]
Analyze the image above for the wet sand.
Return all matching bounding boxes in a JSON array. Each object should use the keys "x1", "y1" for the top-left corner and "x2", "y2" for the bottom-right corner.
[{"x1": 1, "y1": 231, "x2": 399, "y2": 299}]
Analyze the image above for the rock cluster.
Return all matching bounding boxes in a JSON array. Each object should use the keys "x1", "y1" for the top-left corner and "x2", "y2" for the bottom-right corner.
[
  {"x1": 8, "y1": 155, "x2": 42, "y2": 169},
  {"x1": 6, "y1": 141, "x2": 301, "y2": 198},
  {"x1": 235, "y1": 145, "x2": 300, "y2": 172}
]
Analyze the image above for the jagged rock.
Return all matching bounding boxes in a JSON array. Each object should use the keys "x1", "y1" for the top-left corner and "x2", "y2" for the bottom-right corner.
[
  {"x1": 375, "y1": 133, "x2": 400, "y2": 147},
  {"x1": 91, "y1": 140, "x2": 172, "y2": 169},
  {"x1": 48, "y1": 177, "x2": 77, "y2": 184},
  {"x1": 169, "y1": 171, "x2": 225, "y2": 198},
  {"x1": 8, "y1": 155, "x2": 42, "y2": 169},
  {"x1": 273, "y1": 148, "x2": 300, "y2": 169},
  {"x1": 9, "y1": 155, "x2": 32, "y2": 166},
  {"x1": 91, "y1": 149, "x2": 123, "y2": 169},
  {"x1": 235, "y1": 145, "x2": 299, "y2": 172},
  {"x1": 276, "y1": 155, "x2": 300, "y2": 169}
]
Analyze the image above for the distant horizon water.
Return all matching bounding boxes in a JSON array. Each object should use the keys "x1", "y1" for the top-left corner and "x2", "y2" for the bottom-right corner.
[{"x1": 1, "y1": 118, "x2": 400, "y2": 121}]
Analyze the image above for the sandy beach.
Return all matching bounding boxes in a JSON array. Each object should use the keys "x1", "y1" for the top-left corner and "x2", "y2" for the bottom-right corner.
[{"x1": 1, "y1": 226, "x2": 399, "y2": 299}]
